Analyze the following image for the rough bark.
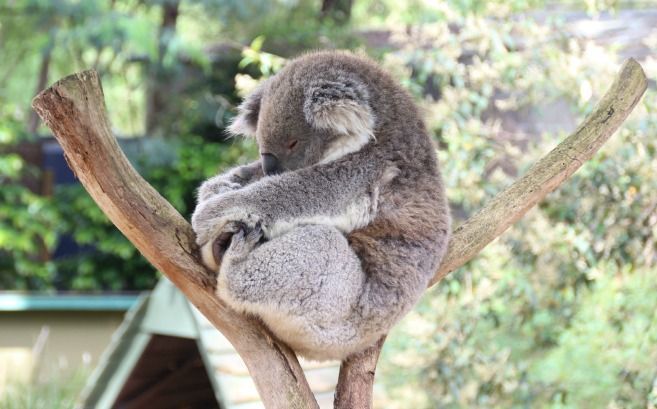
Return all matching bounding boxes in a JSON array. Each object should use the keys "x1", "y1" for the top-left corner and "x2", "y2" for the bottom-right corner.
[
  {"x1": 32, "y1": 71, "x2": 318, "y2": 409},
  {"x1": 32, "y1": 59, "x2": 647, "y2": 409},
  {"x1": 334, "y1": 336, "x2": 386, "y2": 409}
]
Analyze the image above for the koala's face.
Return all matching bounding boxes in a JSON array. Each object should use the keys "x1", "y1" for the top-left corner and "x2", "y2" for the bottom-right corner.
[
  {"x1": 228, "y1": 57, "x2": 376, "y2": 176},
  {"x1": 253, "y1": 85, "x2": 329, "y2": 174}
]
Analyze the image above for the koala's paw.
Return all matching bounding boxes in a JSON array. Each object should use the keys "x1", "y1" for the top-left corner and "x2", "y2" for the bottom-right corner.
[
  {"x1": 233, "y1": 165, "x2": 259, "y2": 182},
  {"x1": 196, "y1": 209, "x2": 261, "y2": 271},
  {"x1": 224, "y1": 222, "x2": 264, "y2": 263},
  {"x1": 199, "y1": 221, "x2": 237, "y2": 272},
  {"x1": 197, "y1": 176, "x2": 243, "y2": 202},
  {"x1": 193, "y1": 192, "x2": 260, "y2": 239}
]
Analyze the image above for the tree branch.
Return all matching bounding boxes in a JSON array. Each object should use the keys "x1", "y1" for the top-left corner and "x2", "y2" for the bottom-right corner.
[
  {"x1": 431, "y1": 58, "x2": 648, "y2": 285},
  {"x1": 333, "y1": 58, "x2": 647, "y2": 408},
  {"x1": 32, "y1": 71, "x2": 319, "y2": 409},
  {"x1": 334, "y1": 336, "x2": 386, "y2": 409}
]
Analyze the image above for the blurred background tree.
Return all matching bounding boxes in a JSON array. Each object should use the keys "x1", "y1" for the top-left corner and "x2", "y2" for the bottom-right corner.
[{"x1": 1, "y1": 0, "x2": 656, "y2": 407}]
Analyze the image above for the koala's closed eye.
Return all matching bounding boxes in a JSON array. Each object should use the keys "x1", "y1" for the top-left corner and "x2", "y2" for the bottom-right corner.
[{"x1": 287, "y1": 139, "x2": 298, "y2": 150}]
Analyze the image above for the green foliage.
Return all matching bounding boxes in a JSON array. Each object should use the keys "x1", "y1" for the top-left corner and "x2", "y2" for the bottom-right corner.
[
  {"x1": 239, "y1": 36, "x2": 287, "y2": 76},
  {"x1": 0, "y1": 368, "x2": 89, "y2": 409},
  {"x1": 0, "y1": 105, "x2": 59, "y2": 290},
  {"x1": 1, "y1": 1, "x2": 656, "y2": 406},
  {"x1": 196, "y1": 0, "x2": 363, "y2": 54}
]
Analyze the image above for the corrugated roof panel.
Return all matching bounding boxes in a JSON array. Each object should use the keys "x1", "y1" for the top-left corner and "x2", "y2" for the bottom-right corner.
[
  {"x1": 80, "y1": 279, "x2": 342, "y2": 409},
  {"x1": 190, "y1": 303, "x2": 341, "y2": 408}
]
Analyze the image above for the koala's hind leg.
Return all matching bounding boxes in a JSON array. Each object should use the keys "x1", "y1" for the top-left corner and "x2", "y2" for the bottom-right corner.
[
  {"x1": 347, "y1": 224, "x2": 449, "y2": 340},
  {"x1": 217, "y1": 224, "x2": 367, "y2": 360}
]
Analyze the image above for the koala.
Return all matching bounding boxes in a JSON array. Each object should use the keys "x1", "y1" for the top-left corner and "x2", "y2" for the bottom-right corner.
[{"x1": 192, "y1": 51, "x2": 451, "y2": 361}]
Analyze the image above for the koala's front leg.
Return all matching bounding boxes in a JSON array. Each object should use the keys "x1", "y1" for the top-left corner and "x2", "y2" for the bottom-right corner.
[
  {"x1": 197, "y1": 160, "x2": 263, "y2": 202},
  {"x1": 192, "y1": 158, "x2": 396, "y2": 272},
  {"x1": 195, "y1": 160, "x2": 385, "y2": 237}
]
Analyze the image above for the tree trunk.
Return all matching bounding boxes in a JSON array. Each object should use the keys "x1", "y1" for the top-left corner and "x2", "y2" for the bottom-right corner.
[
  {"x1": 334, "y1": 337, "x2": 385, "y2": 409},
  {"x1": 320, "y1": 0, "x2": 353, "y2": 25},
  {"x1": 145, "y1": 0, "x2": 179, "y2": 136},
  {"x1": 27, "y1": 45, "x2": 52, "y2": 134}
]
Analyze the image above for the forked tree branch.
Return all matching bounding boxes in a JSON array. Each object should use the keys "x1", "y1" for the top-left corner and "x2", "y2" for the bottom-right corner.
[{"x1": 32, "y1": 59, "x2": 646, "y2": 409}]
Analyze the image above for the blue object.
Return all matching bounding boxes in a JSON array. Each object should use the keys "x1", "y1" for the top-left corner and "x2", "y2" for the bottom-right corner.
[
  {"x1": 0, "y1": 293, "x2": 140, "y2": 311},
  {"x1": 42, "y1": 140, "x2": 77, "y2": 185}
]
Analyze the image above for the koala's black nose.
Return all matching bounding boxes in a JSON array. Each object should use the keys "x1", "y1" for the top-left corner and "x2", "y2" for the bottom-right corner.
[{"x1": 261, "y1": 153, "x2": 282, "y2": 176}]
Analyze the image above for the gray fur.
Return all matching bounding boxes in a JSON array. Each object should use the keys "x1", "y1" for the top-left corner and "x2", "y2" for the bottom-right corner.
[
  {"x1": 227, "y1": 82, "x2": 267, "y2": 137},
  {"x1": 192, "y1": 51, "x2": 451, "y2": 360}
]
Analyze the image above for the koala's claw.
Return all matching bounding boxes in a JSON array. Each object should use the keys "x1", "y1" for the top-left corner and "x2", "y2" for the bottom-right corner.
[
  {"x1": 197, "y1": 177, "x2": 243, "y2": 202},
  {"x1": 225, "y1": 222, "x2": 264, "y2": 261}
]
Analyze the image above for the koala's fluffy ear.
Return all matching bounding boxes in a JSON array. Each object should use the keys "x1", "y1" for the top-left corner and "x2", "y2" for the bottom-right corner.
[
  {"x1": 303, "y1": 76, "x2": 375, "y2": 140},
  {"x1": 228, "y1": 83, "x2": 266, "y2": 137}
]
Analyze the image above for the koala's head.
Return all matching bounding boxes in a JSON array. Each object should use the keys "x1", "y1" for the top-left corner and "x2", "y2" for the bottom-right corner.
[{"x1": 228, "y1": 53, "x2": 376, "y2": 175}]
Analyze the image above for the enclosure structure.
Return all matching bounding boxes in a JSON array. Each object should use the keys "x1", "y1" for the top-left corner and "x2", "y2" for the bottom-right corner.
[
  {"x1": 80, "y1": 279, "x2": 339, "y2": 409},
  {"x1": 0, "y1": 292, "x2": 137, "y2": 393}
]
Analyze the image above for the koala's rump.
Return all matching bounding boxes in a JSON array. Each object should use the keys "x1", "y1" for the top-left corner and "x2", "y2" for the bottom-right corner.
[{"x1": 227, "y1": 224, "x2": 372, "y2": 359}]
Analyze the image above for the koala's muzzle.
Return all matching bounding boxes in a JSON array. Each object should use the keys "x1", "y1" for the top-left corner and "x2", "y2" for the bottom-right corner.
[{"x1": 261, "y1": 153, "x2": 282, "y2": 176}]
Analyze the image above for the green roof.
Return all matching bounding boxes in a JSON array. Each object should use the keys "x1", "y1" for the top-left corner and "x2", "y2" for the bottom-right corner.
[
  {"x1": 0, "y1": 293, "x2": 140, "y2": 311},
  {"x1": 79, "y1": 279, "x2": 340, "y2": 409}
]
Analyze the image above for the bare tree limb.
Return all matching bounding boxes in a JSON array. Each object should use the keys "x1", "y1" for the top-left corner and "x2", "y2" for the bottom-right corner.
[
  {"x1": 334, "y1": 336, "x2": 385, "y2": 409},
  {"x1": 334, "y1": 58, "x2": 648, "y2": 408},
  {"x1": 32, "y1": 71, "x2": 319, "y2": 409},
  {"x1": 432, "y1": 58, "x2": 647, "y2": 285}
]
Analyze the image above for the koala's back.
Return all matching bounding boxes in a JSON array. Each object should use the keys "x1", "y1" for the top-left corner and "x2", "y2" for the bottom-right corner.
[
  {"x1": 287, "y1": 55, "x2": 448, "y2": 231},
  {"x1": 293, "y1": 52, "x2": 452, "y2": 332},
  {"x1": 266, "y1": 51, "x2": 452, "y2": 352}
]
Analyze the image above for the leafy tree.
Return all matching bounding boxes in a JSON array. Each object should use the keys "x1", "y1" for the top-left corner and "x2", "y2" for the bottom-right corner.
[{"x1": 2, "y1": 1, "x2": 657, "y2": 406}]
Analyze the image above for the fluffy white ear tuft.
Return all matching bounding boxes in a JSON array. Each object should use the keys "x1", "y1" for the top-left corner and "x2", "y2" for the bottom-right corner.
[
  {"x1": 227, "y1": 82, "x2": 267, "y2": 137},
  {"x1": 318, "y1": 112, "x2": 375, "y2": 164},
  {"x1": 227, "y1": 111, "x2": 257, "y2": 137},
  {"x1": 304, "y1": 76, "x2": 376, "y2": 162},
  {"x1": 304, "y1": 77, "x2": 375, "y2": 138},
  {"x1": 311, "y1": 100, "x2": 375, "y2": 141}
]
